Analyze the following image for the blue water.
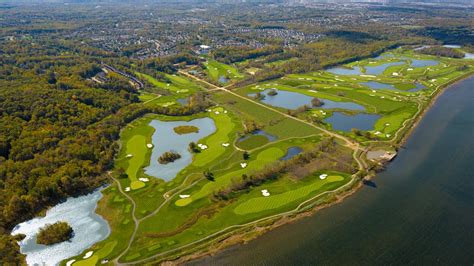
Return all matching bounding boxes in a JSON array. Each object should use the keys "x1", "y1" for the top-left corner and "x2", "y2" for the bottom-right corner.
[
  {"x1": 248, "y1": 89, "x2": 365, "y2": 111},
  {"x1": 410, "y1": 59, "x2": 439, "y2": 68},
  {"x1": 218, "y1": 76, "x2": 228, "y2": 84},
  {"x1": 361, "y1": 81, "x2": 397, "y2": 90},
  {"x1": 280, "y1": 147, "x2": 303, "y2": 161},
  {"x1": 324, "y1": 112, "x2": 380, "y2": 132},
  {"x1": 177, "y1": 98, "x2": 188, "y2": 106},
  {"x1": 408, "y1": 83, "x2": 426, "y2": 92},
  {"x1": 191, "y1": 75, "x2": 474, "y2": 266},
  {"x1": 326, "y1": 66, "x2": 362, "y2": 76},
  {"x1": 238, "y1": 129, "x2": 278, "y2": 143},
  {"x1": 145, "y1": 118, "x2": 216, "y2": 181},
  {"x1": 364, "y1": 61, "x2": 405, "y2": 75},
  {"x1": 11, "y1": 190, "x2": 110, "y2": 266},
  {"x1": 362, "y1": 81, "x2": 426, "y2": 92}
]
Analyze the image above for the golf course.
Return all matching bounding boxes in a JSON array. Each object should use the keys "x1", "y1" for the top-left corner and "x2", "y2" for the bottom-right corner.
[{"x1": 63, "y1": 47, "x2": 474, "y2": 265}]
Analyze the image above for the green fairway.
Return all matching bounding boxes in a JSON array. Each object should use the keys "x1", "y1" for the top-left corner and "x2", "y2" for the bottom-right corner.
[
  {"x1": 79, "y1": 48, "x2": 473, "y2": 266},
  {"x1": 203, "y1": 59, "x2": 245, "y2": 84},
  {"x1": 175, "y1": 147, "x2": 285, "y2": 207},
  {"x1": 234, "y1": 175, "x2": 345, "y2": 215},
  {"x1": 126, "y1": 135, "x2": 147, "y2": 189},
  {"x1": 192, "y1": 107, "x2": 235, "y2": 167}
]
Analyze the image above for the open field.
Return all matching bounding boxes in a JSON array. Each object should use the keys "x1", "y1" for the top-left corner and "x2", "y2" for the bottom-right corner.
[
  {"x1": 65, "y1": 48, "x2": 474, "y2": 266},
  {"x1": 203, "y1": 59, "x2": 245, "y2": 84}
]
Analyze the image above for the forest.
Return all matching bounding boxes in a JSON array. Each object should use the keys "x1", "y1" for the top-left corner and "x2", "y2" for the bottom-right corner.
[{"x1": 1, "y1": 1, "x2": 473, "y2": 264}]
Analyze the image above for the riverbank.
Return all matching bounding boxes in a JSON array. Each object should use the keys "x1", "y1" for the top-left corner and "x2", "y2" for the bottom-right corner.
[
  {"x1": 169, "y1": 72, "x2": 474, "y2": 265},
  {"x1": 191, "y1": 74, "x2": 474, "y2": 265}
]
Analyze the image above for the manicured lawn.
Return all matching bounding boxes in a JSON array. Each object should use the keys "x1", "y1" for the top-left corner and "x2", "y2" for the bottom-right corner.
[
  {"x1": 234, "y1": 175, "x2": 345, "y2": 215},
  {"x1": 203, "y1": 59, "x2": 245, "y2": 84}
]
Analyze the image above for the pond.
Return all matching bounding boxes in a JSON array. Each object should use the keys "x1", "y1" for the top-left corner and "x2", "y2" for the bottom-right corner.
[
  {"x1": 248, "y1": 89, "x2": 365, "y2": 111},
  {"x1": 364, "y1": 61, "x2": 405, "y2": 75},
  {"x1": 361, "y1": 81, "x2": 426, "y2": 92},
  {"x1": 408, "y1": 83, "x2": 426, "y2": 92},
  {"x1": 324, "y1": 112, "x2": 380, "y2": 132},
  {"x1": 326, "y1": 66, "x2": 362, "y2": 76},
  {"x1": 177, "y1": 98, "x2": 188, "y2": 106},
  {"x1": 361, "y1": 81, "x2": 397, "y2": 90},
  {"x1": 218, "y1": 76, "x2": 228, "y2": 84},
  {"x1": 238, "y1": 129, "x2": 277, "y2": 143},
  {"x1": 144, "y1": 117, "x2": 216, "y2": 181},
  {"x1": 280, "y1": 147, "x2": 303, "y2": 161},
  {"x1": 11, "y1": 190, "x2": 110, "y2": 266},
  {"x1": 410, "y1": 59, "x2": 439, "y2": 68}
]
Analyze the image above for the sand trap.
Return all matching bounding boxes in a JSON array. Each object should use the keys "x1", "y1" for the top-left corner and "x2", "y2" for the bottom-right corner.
[
  {"x1": 124, "y1": 187, "x2": 130, "y2": 192},
  {"x1": 372, "y1": 90, "x2": 376, "y2": 93},
  {"x1": 197, "y1": 143, "x2": 208, "y2": 150},
  {"x1": 224, "y1": 110, "x2": 228, "y2": 113},
  {"x1": 126, "y1": 154, "x2": 133, "y2": 158},
  {"x1": 66, "y1": 260, "x2": 76, "y2": 266},
  {"x1": 222, "y1": 143, "x2": 230, "y2": 147},
  {"x1": 386, "y1": 134, "x2": 391, "y2": 137},
  {"x1": 261, "y1": 189, "x2": 270, "y2": 197},
  {"x1": 240, "y1": 163, "x2": 248, "y2": 168},
  {"x1": 147, "y1": 144, "x2": 153, "y2": 148},
  {"x1": 83, "y1": 251, "x2": 93, "y2": 259},
  {"x1": 179, "y1": 195, "x2": 190, "y2": 199},
  {"x1": 319, "y1": 174, "x2": 328, "y2": 180},
  {"x1": 374, "y1": 131, "x2": 381, "y2": 135},
  {"x1": 138, "y1": 178, "x2": 149, "y2": 182},
  {"x1": 214, "y1": 111, "x2": 220, "y2": 115}
]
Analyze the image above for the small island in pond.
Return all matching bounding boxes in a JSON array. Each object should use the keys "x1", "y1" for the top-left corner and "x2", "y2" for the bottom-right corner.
[
  {"x1": 173, "y1": 125, "x2": 199, "y2": 135},
  {"x1": 158, "y1": 151, "x2": 182, "y2": 164},
  {"x1": 36, "y1": 221, "x2": 74, "y2": 245}
]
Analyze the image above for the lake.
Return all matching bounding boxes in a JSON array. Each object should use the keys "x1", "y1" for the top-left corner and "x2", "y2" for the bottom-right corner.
[
  {"x1": 190, "y1": 76, "x2": 474, "y2": 265},
  {"x1": 280, "y1": 147, "x2": 303, "y2": 161},
  {"x1": 144, "y1": 118, "x2": 216, "y2": 181},
  {"x1": 362, "y1": 81, "x2": 426, "y2": 92},
  {"x1": 324, "y1": 112, "x2": 380, "y2": 132},
  {"x1": 11, "y1": 190, "x2": 110, "y2": 266},
  {"x1": 238, "y1": 129, "x2": 278, "y2": 143},
  {"x1": 249, "y1": 89, "x2": 365, "y2": 111}
]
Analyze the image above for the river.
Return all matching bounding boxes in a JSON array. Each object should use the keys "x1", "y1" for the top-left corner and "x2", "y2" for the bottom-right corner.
[{"x1": 190, "y1": 76, "x2": 474, "y2": 265}]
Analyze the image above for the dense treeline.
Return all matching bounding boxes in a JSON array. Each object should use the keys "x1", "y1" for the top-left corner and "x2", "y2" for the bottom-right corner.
[
  {"x1": 36, "y1": 222, "x2": 74, "y2": 245},
  {"x1": 234, "y1": 38, "x2": 399, "y2": 87},
  {"x1": 416, "y1": 46, "x2": 465, "y2": 59},
  {"x1": 212, "y1": 45, "x2": 284, "y2": 64},
  {"x1": 0, "y1": 37, "x2": 212, "y2": 263}
]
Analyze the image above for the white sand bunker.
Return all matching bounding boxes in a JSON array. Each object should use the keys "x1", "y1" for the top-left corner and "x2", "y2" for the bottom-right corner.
[
  {"x1": 179, "y1": 195, "x2": 190, "y2": 199},
  {"x1": 197, "y1": 143, "x2": 208, "y2": 150},
  {"x1": 222, "y1": 143, "x2": 230, "y2": 147},
  {"x1": 126, "y1": 154, "x2": 133, "y2": 158},
  {"x1": 124, "y1": 187, "x2": 130, "y2": 192},
  {"x1": 214, "y1": 111, "x2": 220, "y2": 115},
  {"x1": 146, "y1": 143, "x2": 153, "y2": 148},
  {"x1": 319, "y1": 174, "x2": 328, "y2": 180},
  {"x1": 240, "y1": 163, "x2": 248, "y2": 168},
  {"x1": 83, "y1": 251, "x2": 94, "y2": 259},
  {"x1": 66, "y1": 260, "x2": 76, "y2": 266},
  {"x1": 261, "y1": 189, "x2": 270, "y2": 197},
  {"x1": 138, "y1": 178, "x2": 149, "y2": 182}
]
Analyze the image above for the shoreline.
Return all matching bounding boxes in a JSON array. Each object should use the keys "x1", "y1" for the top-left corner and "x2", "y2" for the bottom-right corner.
[{"x1": 165, "y1": 72, "x2": 474, "y2": 266}]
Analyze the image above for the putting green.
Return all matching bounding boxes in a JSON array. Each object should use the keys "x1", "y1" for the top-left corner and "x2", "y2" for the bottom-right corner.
[
  {"x1": 234, "y1": 175, "x2": 344, "y2": 215},
  {"x1": 125, "y1": 135, "x2": 146, "y2": 190}
]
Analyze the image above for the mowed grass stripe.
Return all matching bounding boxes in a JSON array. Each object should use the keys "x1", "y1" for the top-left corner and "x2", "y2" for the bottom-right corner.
[
  {"x1": 126, "y1": 135, "x2": 146, "y2": 189},
  {"x1": 233, "y1": 175, "x2": 344, "y2": 215},
  {"x1": 175, "y1": 147, "x2": 285, "y2": 206},
  {"x1": 193, "y1": 108, "x2": 235, "y2": 167}
]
